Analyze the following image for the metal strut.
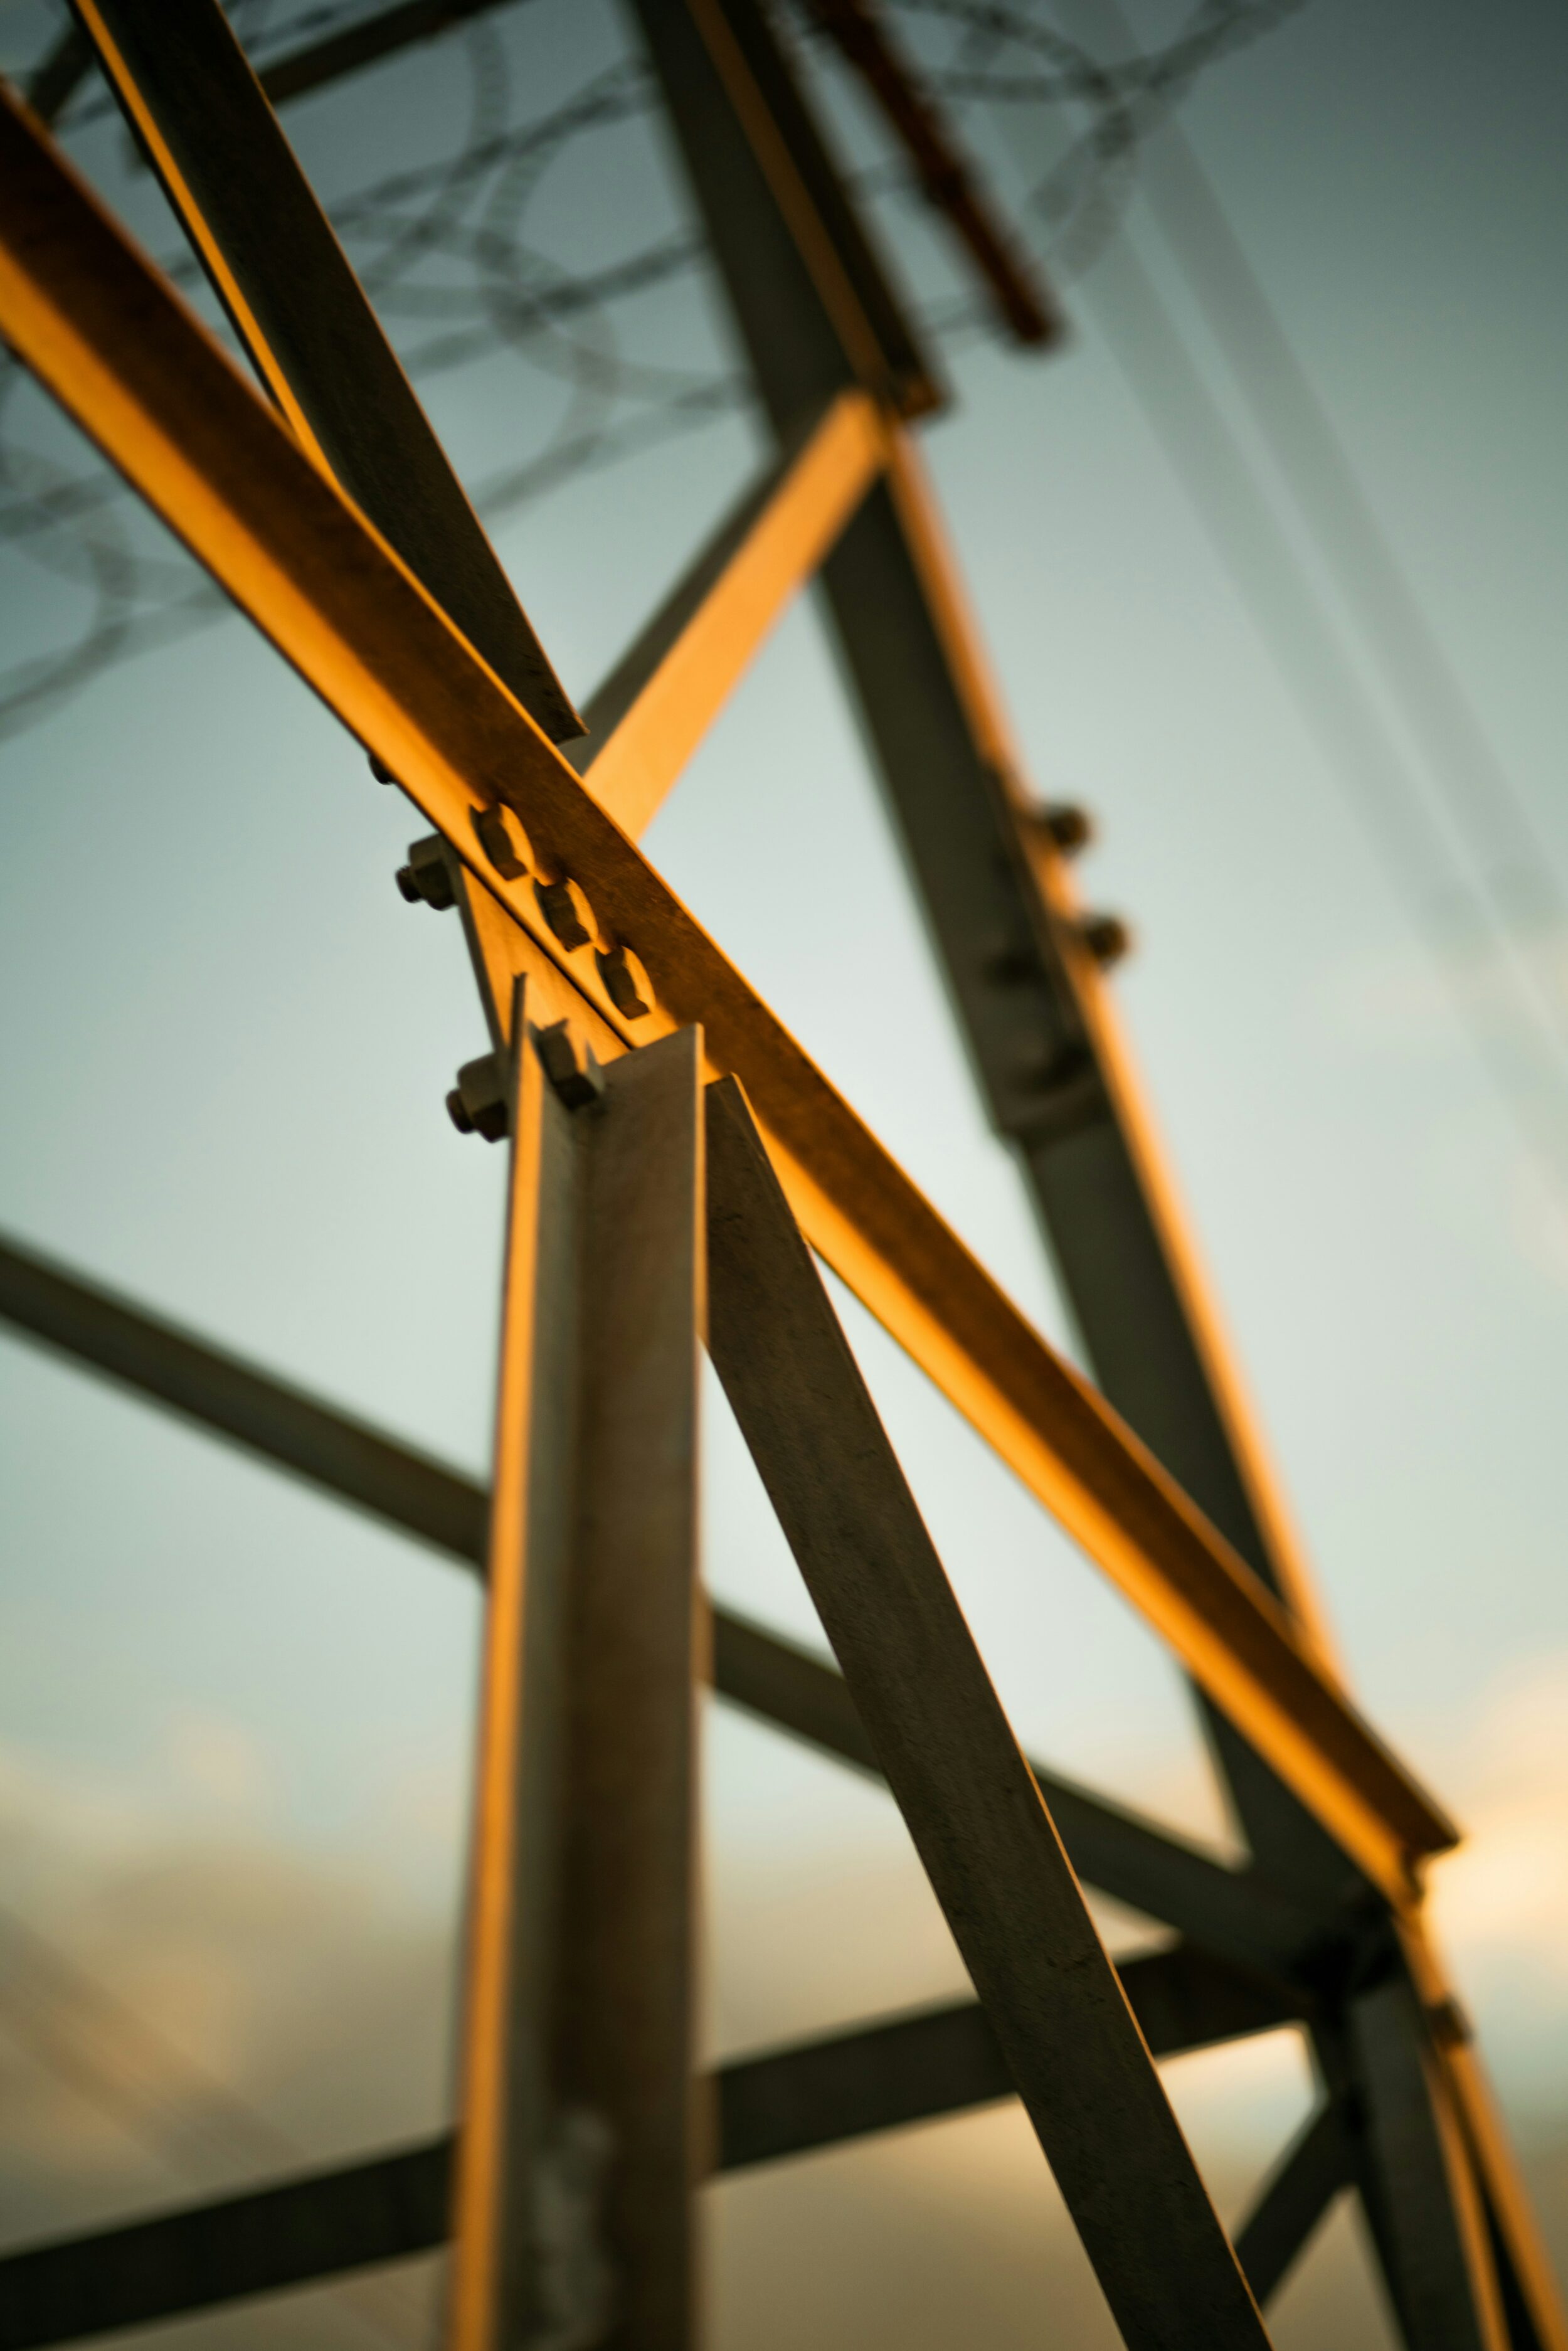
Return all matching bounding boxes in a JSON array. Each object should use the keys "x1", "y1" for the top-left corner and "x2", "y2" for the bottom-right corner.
[{"x1": 0, "y1": 3, "x2": 1559, "y2": 2345}]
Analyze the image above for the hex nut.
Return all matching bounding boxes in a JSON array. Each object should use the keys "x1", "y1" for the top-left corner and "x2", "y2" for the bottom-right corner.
[
  {"x1": 1076, "y1": 911, "x2": 1131, "y2": 969},
  {"x1": 1039, "y1": 802, "x2": 1094, "y2": 854},
  {"x1": 396, "y1": 836, "x2": 455, "y2": 910},
  {"x1": 471, "y1": 802, "x2": 534, "y2": 881},
  {"x1": 448, "y1": 1051, "x2": 509, "y2": 1142},
  {"x1": 535, "y1": 874, "x2": 601, "y2": 953},
  {"x1": 596, "y1": 940, "x2": 654, "y2": 1019},
  {"x1": 533, "y1": 1020, "x2": 605, "y2": 1110}
]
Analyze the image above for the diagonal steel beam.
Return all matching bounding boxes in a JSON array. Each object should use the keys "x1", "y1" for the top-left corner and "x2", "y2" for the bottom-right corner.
[
  {"x1": 702, "y1": 1070, "x2": 1271, "y2": 2349},
  {"x1": 801, "y1": 0, "x2": 1062, "y2": 346},
  {"x1": 571, "y1": 386, "x2": 887, "y2": 836},
  {"x1": 70, "y1": 0, "x2": 580, "y2": 743},
  {"x1": 719, "y1": 1944, "x2": 1310, "y2": 2172},
  {"x1": 0, "y1": 1230, "x2": 487, "y2": 1561},
  {"x1": 0, "y1": 86, "x2": 1452, "y2": 1904},
  {"x1": 259, "y1": 0, "x2": 517, "y2": 107},
  {"x1": 0, "y1": 1224, "x2": 1331, "y2": 1970},
  {"x1": 0, "y1": 1945, "x2": 1306, "y2": 2348},
  {"x1": 1231, "y1": 2098, "x2": 1352, "y2": 2306}
]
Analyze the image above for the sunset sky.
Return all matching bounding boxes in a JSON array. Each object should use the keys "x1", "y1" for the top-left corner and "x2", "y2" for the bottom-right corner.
[{"x1": 1, "y1": 2, "x2": 1566, "y2": 2343}]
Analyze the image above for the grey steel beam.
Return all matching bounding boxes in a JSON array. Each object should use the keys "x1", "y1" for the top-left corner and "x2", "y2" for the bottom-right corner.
[
  {"x1": 260, "y1": 0, "x2": 516, "y2": 107},
  {"x1": 29, "y1": 0, "x2": 517, "y2": 125},
  {"x1": 0, "y1": 1945, "x2": 1304, "y2": 2348},
  {"x1": 445, "y1": 1011, "x2": 704, "y2": 2351},
  {"x1": 24, "y1": 26, "x2": 94, "y2": 123},
  {"x1": 72, "y1": 0, "x2": 580, "y2": 741},
  {"x1": 0, "y1": 1231, "x2": 488, "y2": 1564},
  {"x1": 703, "y1": 1071, "x2": 1269, "y2": 2350},
  {"x1": 711, "y1": 1606, "x2": 1335, "y2": 1980},
  {"x1": 1232, "y1": 2098, "x2": 1352, "y2": 2307},
  {"x1": 0, "y1": 2136, "x2": 452, "y2": 2350},
  {"x1": 720, "y1": 1942, "x2": 1308, "y2": 2171},
  {"x1": 801, "y1": 0, "x2": 1061, "y2": 347},
  {"x1": 0, "y1": 1229, "x2": 1333, "y2": 1974},
  {"x1": 1348, "y1": 1977, "x2": 1508, "y2": 2351},
  {"x1": 632, "y1": 0, "x2": 938, "y2": 430}
]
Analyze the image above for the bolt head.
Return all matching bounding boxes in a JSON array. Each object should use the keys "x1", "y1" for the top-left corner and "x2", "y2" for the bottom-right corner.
[
  {"x1": 596, "y1": 941, "x2": 653, "y2": 1019},
  {"x1": 1042, "y1": 802, "x2": 1093, "y2": 854},
  {"x1": 534, "y1": 1019, "x2": 605, "y2": 1109},
  {"x1": 446, "y1": 1087, "x2": 475, "y2": 1135},
  {"x1": 472, "y1": 802, "x2": 533, "y2": 881},
  {"x1": 536, "y1": 874, "x2": 601, "y2": 953},
  {"x1": 400, "y1": 841, "x2": 456, "y2": 911},
  {"x1": 1078, "y1": 912, "x2": 1131, "y2": 968}
]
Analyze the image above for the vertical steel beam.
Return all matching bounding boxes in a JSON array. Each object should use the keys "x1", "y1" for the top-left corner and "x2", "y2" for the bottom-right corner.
[
  {"x1": 703, "y1": 1073, "x2": 1271, "y2": 2351},
  {"x1": 1348, "y1": 1978, "x2": 1508, "y2": 2351},
  {"x1": 447, "y1": 995, "x2": 704, "y2": 2351}
]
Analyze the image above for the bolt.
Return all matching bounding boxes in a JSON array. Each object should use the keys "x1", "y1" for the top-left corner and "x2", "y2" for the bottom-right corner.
[
  {"x1": 1426, "y1": 1997, "x2": 1472, "y2": 2051},
  {"x1": 534, "y1": 1020, "x2": 605, "y2": 1110},
  {"x1": 1024, "y1": 800, "x2": 1093, "y2": 854},
  {"x1": 368, "y1": 753, "x2": 396, "y2": 784},
  {"x1": 447, "y1": 1051, "x2": 509, "y2": 1142},
  {"x1": 1075, "y1": 911, "x2": 1131, "y2": 969},
  {"x1": 471, "y1": 802, "x2": 534, "y2": 881},
  {"x1": 596, "y1": 940, "x2": 654, "y2": 1019},
  {"x1": 536, "y1": 874, "x2": 601, "y2": 954},
  {"x1": 395, "y1": 835, "x2": 455, "y2": 910}
]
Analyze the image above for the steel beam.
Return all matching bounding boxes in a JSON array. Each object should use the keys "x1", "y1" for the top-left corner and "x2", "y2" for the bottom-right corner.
[
  {"x1": 702, "y1": 1069, "x2": 1270, "y2": 2351},
  {"x1": 0, "y1": 1231, "x2": 486, "y2": 1562},
  {"x1": 1347, "y1": 1975, "x2": 1508, "y2": 2351},
  {"x1": 572, "y1": 386, "x2": 887, "y2": 836},
  {"x1": 719, "y1": 1943, "x2": 1307, "y2": 2172},
  {"x1": 0, "y1": 1228, "x2": 1340, "y2": 1975},
  {"x1": 0, "y1": 1943, "x2": 1305, "y2": 2348},
  {"x1": 0, "y1": 2137, "x2": 452, "y2": 2350},
  {"x1": 801, "y1": 0, "x2": 1061, "y2": 346},
  {"x1": 1231, "y1": 2099, "x2": 1352, "y2": 2307},
  {"x1": 0, "y1": 83, "x2": 1451, "y2": 1902},
  {"x1": 71, "y1": 0, "x2": 579, "y2": 742},
  {"x1": 259, "y1": 0, "x2": 516, "y2": 107},
  {"x1": 709, "y1": 1605, "x2": 1335, "y2": 1978},
  {"x1": 652, "y1": 0, "x2": 940, "y2": 423},
  {"x1": 447, "y1": 1004, "x2": 704, "y2": 2350}
]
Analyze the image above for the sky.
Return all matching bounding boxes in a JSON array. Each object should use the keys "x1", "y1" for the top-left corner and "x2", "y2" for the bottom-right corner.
[{"x1": 0, "y1": 1, "x2": 1566, "y2": 2344}]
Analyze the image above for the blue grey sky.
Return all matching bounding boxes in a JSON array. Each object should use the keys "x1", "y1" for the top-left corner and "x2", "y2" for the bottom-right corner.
[{"x1": 0, "y1": 2, "x2": 1565, "y2": 2343}]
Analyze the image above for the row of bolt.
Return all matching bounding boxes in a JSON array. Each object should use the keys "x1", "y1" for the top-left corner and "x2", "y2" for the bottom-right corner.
[
  {"x1": 396, "y1": 796, "x2": 661, "y2": 1021},
  {"x1": 389, "y1": 772, "x2": 1128, "y2": 1138},
  {"x1": 1024, "y1": 802, "x2": 1130, "y2": 969},
  {"x1": 389, "y1": 794, "x2": 629, "y2": 1140}
]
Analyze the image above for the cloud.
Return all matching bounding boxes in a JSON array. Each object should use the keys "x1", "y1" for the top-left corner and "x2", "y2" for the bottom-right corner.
[{"x1": 1425, "y1": 1653, "x2": 1568, "y2": 2111}]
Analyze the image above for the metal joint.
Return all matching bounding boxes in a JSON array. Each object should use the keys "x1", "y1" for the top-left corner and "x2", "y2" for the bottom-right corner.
[{"x1": 533, "y1": 1020, "x2": 606, "y2": 1110}]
